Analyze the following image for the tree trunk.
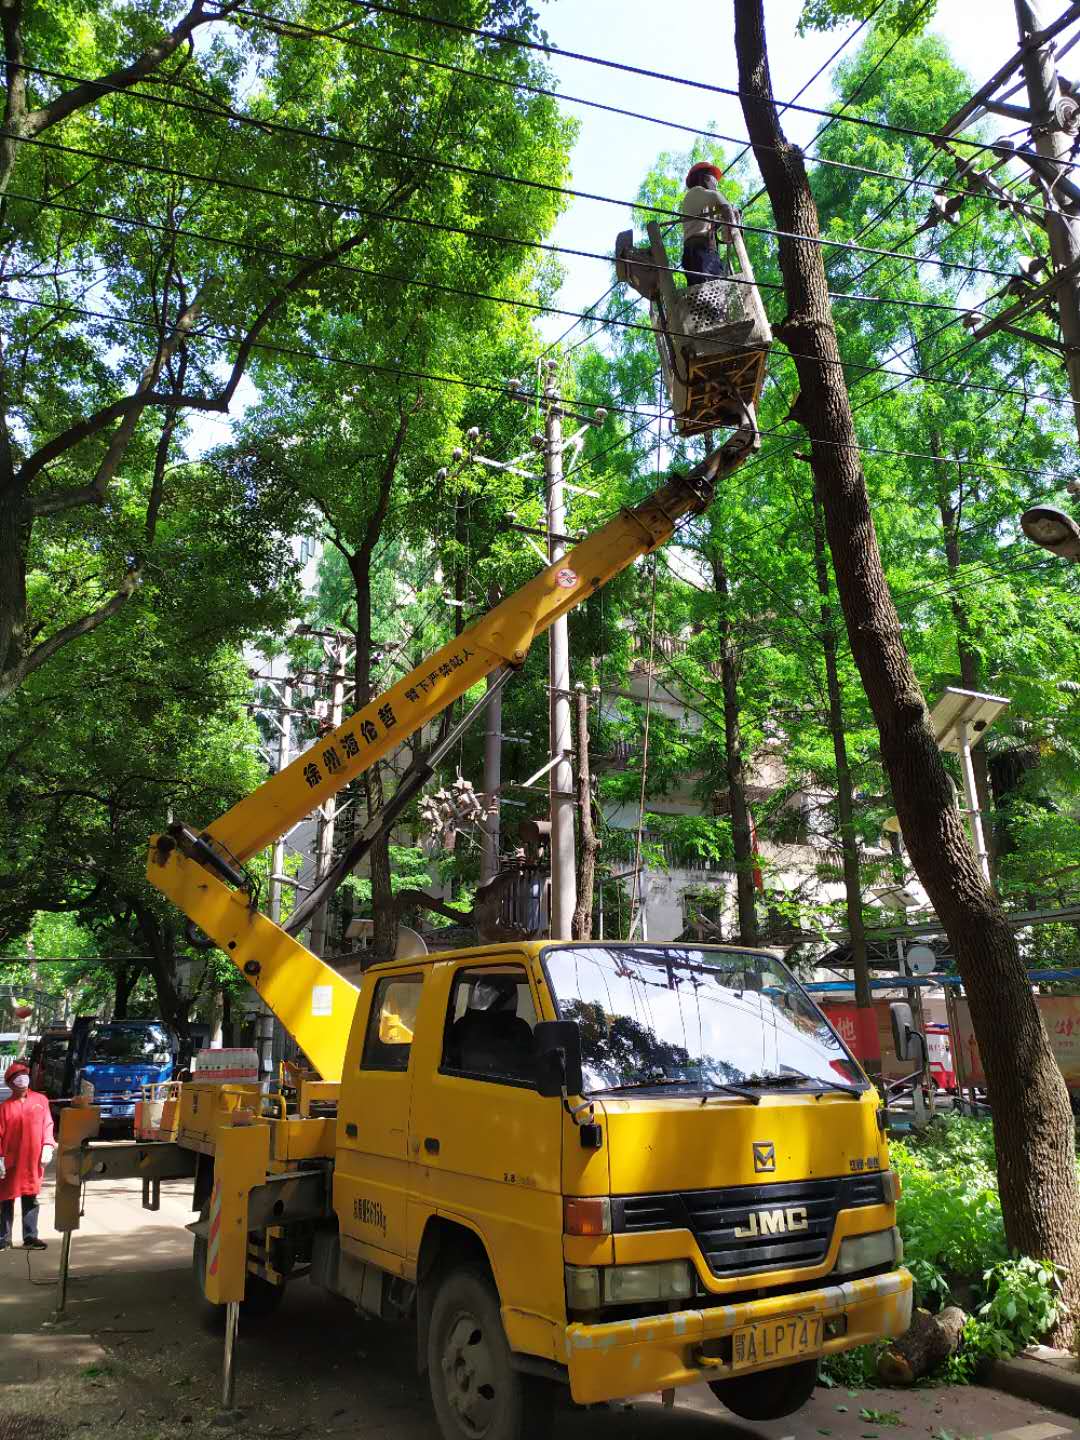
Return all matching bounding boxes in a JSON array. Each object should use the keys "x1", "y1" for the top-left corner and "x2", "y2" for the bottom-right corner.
[
  {"x1": 713, "y1": 555, "x2": 759, "y2": 944},
  {"x1": 877, "y1": 1306, "x2": 966, "y2": 1384},
  {"x1": 810, "y1": 478, "x2": 879, "y2": 1075},
  {"x1": 735, "y1": 0, "x2": 1080, "y2": 1339},
  {"x1": 934, "y1": 435, "x2": 996, "y2": 878},
  {"x1": 0, "y1": 478, "x2": 28, "y2": 693},
  {"x1": 131, "y1": 904, "x2": 190, "y2": 1041},
  {"x1": 573, "y1": 684, "x2": 600, "y2": 940},
  {"x1": 112, "y1": 964, "x2": 142, "y2": 1019}
]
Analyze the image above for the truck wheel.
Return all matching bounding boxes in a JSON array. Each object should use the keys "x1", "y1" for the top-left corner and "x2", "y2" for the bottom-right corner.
[
  {"x1": 708, "y1": 1358, "x2": 819, "y2": 1421},
  {"x1": 427, "y1": 1267, "x2": 553, "y2": 1440},
  {"x1": 191, "y1": 1213, "x2": 284, "y2": 1325}
]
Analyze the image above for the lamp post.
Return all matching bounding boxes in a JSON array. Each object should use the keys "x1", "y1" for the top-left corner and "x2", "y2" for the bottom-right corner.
[{"x1": 928, "y1": 688, "x2": 1011, "y2": 886}]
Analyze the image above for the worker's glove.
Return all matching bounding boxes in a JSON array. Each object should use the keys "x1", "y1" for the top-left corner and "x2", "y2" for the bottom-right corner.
[{"x1": 40, "y1": 1145, "x2": 55, "y2": 1168}]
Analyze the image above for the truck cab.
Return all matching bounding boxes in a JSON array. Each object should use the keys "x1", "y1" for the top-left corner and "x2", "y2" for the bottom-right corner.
[
  {"x1": 75, "y1": 1020, "x2": 177, "y2": 1131},
  {"x1": 325, "y1": 940, "x2": 912, "y2": 1433}
]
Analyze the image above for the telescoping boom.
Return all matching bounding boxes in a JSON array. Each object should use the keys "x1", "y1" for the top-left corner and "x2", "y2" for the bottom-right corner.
[{"x1": 146, "y1": 425, "x2": 760, "y2": 1080}]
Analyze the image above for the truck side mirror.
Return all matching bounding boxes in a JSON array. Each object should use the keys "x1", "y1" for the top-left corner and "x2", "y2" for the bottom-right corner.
[
  {"x1": 890, "y1": 1001, "x2": 926, "y2": 1065},
  {"x1": 533, "y1": 1021, "x2": 584, "y2": 1099}
]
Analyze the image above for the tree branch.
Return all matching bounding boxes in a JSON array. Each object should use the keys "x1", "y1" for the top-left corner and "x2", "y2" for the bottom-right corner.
[
  {"x1": 26, "y1": 285, "x2": 209, "y2": 503},
  {"x1": 25, "y1": 180, "x2": 418, "y2": 508},
  {"x1": 0, "y1": 570, "x2": 139, "y2": 702}
]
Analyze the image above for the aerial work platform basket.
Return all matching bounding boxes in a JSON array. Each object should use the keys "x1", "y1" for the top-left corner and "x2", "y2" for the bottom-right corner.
[{"x1": 615, "y1": 207, "x2": 772, "y2": 437}]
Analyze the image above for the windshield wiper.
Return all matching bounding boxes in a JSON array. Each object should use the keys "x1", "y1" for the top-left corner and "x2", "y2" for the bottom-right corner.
[
  {"x1": 594, "y1": 1077, "x2": 761, "y2": 1105},
  {"x1": 744, "y1": 1069, "x2": 864, "y2": 1099}
]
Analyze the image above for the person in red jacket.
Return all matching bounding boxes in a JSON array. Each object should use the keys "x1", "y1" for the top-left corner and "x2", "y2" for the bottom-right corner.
[{"x1": 0, "y1": 1061, "x2": 54, "y2": 1249}]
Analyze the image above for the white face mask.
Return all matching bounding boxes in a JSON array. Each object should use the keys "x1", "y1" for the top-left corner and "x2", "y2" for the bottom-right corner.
[{"x1": 11, "y1": 1075, "x2": 29, "y2": 1090}]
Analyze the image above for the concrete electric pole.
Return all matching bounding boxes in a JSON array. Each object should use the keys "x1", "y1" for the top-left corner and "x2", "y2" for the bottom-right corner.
[
  {"x1": 543, "y1": 360, "x2": 577, "y2": 938},
  {"x1": 479, "y1": 672, "x2": 503, "y2": 887},
  {"x1": 309, "y1": 633, "x2": 350, "y2": 958}
]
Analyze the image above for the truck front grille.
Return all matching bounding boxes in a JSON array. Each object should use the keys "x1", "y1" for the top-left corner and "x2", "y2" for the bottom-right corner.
[{"x1": 612, "y1": 1173, "x2": 886, "y2": 1279}]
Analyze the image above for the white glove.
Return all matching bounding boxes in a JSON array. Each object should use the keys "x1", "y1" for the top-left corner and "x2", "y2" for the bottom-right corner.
[{"x1": 41, "y1": 1145, "x2": 54, "y2": 1167}]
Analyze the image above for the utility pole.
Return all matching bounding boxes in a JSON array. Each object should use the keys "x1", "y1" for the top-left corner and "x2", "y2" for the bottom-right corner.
[
  {"x1": 543, "y1": 359, "x2": 578, "y2": 938},
  {"x1": 268, "y1": 676, "x2": 292, "y2": 932},
  {"x1": 1014, "y1": 1, "x2": 1080, "y2": 447},
  {"x1": 480, "y1": 665, "x2": 503, "y2": 887},
  {"x1": 572, "y1": 682, "x2": 600, "y2": 940},
  {"x1": 309, "y1": 635, "x2": 349, "y2": 958}
]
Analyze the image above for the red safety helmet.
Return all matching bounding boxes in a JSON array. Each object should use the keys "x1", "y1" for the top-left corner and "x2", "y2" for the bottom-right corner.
[
  {"x1": 686, "y1": 162, "x2": 725, "y2": 187},
  {"x1": 4, "y1": 1061, "x2": 30, "y2": 1086}
]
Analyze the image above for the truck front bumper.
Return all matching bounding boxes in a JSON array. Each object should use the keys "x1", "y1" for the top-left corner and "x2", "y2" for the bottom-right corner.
[{"x1": 565, "y1": 1267, "x2": 912, "y2": 1404}]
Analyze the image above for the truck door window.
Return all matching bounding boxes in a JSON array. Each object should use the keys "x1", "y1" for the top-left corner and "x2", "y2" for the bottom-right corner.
[
  {"x1": 442, "y1": 967, "x2": 536, "y2": 1085},
  {"x1": 361, "y1": 976, "x2": 423, "y2": 1072}
]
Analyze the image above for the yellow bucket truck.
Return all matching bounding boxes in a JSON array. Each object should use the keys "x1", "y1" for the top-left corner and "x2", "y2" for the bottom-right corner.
[{"x1": 55, "y1": 427, "x2": 912, "y2": 1438}]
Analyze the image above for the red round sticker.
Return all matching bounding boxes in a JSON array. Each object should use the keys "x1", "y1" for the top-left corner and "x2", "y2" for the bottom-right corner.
[{"x1": 555, "y1": 568, "x2": 578, "y2": 588}]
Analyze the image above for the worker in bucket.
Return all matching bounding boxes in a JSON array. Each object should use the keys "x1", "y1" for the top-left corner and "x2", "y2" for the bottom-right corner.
[
  {"x1": 0, "y1": 1061, "x2": 54, "y2": 1250},
  {"x1": 681, "y1": 161, "x2": 731, "y2": 287}
]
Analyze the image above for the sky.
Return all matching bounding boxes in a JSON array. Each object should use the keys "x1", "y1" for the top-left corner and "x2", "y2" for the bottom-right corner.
[{"x1": 537, "y1": 0, "x2": 1022, "y2": 338}]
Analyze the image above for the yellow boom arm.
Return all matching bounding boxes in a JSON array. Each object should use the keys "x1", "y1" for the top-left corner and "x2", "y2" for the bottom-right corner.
[{"x1": 147, "y1": 427, "x2": 757, "y2": 1079}]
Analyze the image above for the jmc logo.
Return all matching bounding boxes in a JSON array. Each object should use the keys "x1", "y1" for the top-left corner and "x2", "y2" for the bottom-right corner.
[{"x1": 734, "y1": 1206, "x2": 809, "y2": 1238}]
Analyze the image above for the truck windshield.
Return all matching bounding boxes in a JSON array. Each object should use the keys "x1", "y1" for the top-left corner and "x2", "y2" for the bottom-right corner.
[
  {"x1": 543, "y1": 946, "x2": 864, "y2": 1096},
  {"x1": 87, "y1": 1025, "x2": 171, "y2": 1065}
]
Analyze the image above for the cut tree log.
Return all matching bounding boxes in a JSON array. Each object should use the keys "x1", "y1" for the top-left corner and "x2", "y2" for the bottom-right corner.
[{"x1": 877, "y1": 1306, "x2": 967, "y2": 1384}]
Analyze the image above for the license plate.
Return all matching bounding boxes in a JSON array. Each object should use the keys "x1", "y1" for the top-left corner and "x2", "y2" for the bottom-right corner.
[{"x1": 731, "y1": 1314, "x2": 823, "y2": 1370}]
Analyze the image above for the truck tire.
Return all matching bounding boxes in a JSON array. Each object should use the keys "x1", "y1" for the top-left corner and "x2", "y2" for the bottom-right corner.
[
  {"x1": 191, "y1": 1211, "x2": 284, "y2": 1326},
  {"x1": 708, "y1": 1358, "x2": 819, "y2": 1421},
  {"x1": 427, "y1": 1266, "x2": 554, "y2": 1440}
]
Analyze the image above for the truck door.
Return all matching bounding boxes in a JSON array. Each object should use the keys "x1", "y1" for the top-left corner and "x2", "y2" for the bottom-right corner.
[
  {"x1": 406, "y1": 960, "x2": 566, "y2": 1346},
  {"x1": 335, "y1": 971, "x2": 425, "y2": 1271},
  {"x1": 64, "y1": 1016, "x2": 95, "y2": 1095}
]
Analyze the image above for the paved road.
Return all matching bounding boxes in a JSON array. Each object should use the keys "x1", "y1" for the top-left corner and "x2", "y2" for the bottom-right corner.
[{"x1": 0, "y1": 1171, "x2": 1077, "y2": 1440}]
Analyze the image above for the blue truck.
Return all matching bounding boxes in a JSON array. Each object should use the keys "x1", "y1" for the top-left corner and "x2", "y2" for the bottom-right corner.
[{"x1": 37, "y1": 1017, "x2": 179, "y2": 1133}]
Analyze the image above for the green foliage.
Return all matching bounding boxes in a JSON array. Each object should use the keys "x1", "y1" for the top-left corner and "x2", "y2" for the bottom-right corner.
[
  {"x1": 946, "y1": 1257, "x2": 1066, "y2": 1380},
  {"x1": 798, "y1": 1, "x2": 937, "y2": 35},
  {"x1": 822, "y1": 1119, "x2": 1065, "y2": 1386},
  {"x1": 892, "y1": 1117, "x2": 1005, "y2": 1302}
]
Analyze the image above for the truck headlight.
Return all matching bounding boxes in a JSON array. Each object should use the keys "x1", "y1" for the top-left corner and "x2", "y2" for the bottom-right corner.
[
  {"x1": 79, "y1": 1079, "x2": 94, "y2": 1098},
  {"x1": 836, "y1": 1227, "x2": 902, "y2": 1274},
  {"x1": 565, "y1": 1261, "x2": 695, "y2": 1311},
  {"x1": 603, "y1": 1261, "x2": 694, "y2": 1305}
]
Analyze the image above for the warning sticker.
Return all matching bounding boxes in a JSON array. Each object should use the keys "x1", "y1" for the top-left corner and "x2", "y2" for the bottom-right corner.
[
  {"x1": 312, "y1": 985, "x2": 333, "y2": 1017},
  {"x1": 555, "y1": 568, "x2": 578, "y2": 589}
]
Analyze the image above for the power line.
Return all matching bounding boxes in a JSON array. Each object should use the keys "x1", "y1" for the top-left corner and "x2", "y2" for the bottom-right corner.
[
  {"x1": 338, "y1": 0, "x2": 1080, "y2": 172},
  {"x1": 11, "y1": 186, "x2": 1013, "y2": 336},
  {"x1": 8, "y1": 121, "x2": 1029, "y2": 286},
  {"x1": 12, "y1": 195, "x2": 1076, "y2": 423}
]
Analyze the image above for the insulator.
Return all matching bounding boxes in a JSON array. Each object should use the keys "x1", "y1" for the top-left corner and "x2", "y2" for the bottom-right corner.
[
  {"x1": 531, "y1": 433, "x2": 545, "y2": 450},
  {"x1": 452, "y1": 447, "x2": 464, "y2": 461},
  {"x1": 436, "y1": 467, "x2": 449, "y2": 481},
  {"x1": 593, "y1": 407, "x2": 608, "y2": 425},
  {"x1": 506, "y1": 377, "x2": 521, "y2": 391}
]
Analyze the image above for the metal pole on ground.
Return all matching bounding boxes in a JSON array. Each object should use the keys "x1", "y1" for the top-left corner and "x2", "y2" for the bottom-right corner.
[
  {"x1": 222, "y1": 1301, "x2": 240, "y2": 1410},
  {"x1": 53, "y1": 1229, "x2": 72, "y2": 1321}
]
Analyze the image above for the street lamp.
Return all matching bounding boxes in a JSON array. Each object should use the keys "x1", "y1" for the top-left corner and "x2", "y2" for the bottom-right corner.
[{"x1": 1020, "y1": 504, "x2": 1080, "y2": 561}]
